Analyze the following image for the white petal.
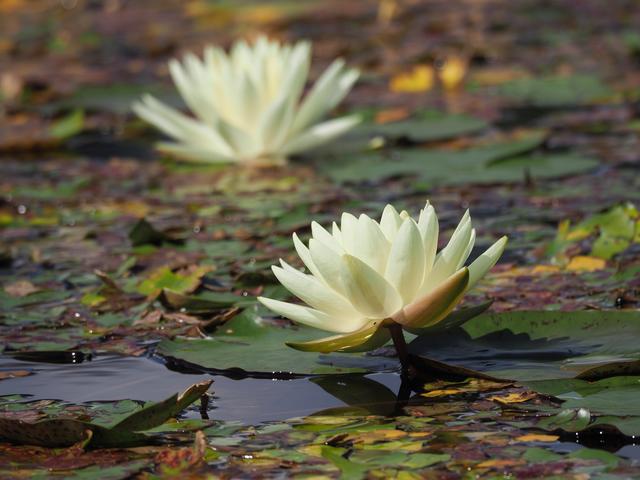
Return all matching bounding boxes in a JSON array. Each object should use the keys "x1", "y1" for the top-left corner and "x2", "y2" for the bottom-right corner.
[
  {"x1": 168, "y1": 58, "x2": 218, "y2": 127},
  {"x1": 380, "y1": 204, "x2": 403, "y2": 242},
  {"x1": 133, "y1": 95, "x2": 233, "y2": 157},
  {"x1": 311, "y1": 221, "x2": 343, "y2": 253},
  {"x1": 422, "y1": 211, "x2": 472, "y2": 293},
  {"x1": 385, "y1": 218, "x2": 426, "y2": 303},
  {"x1": 417, "y1": 203, "x2": 439, "y2": 275},
  {"x1": 257, "y1": 93, "x2": 295, "y2": 151},
  {"x1": 467, "y1": 236, "x2": 508, "y2": 289},
  {"x1": 279, "y1": 41, "x2": 310, "y2": 107},
  {"x1": 258, "y1": 297, "x2": 362, "y2": 333},
  {"x1": 340, "y1": 254, "x2": 403, "y2": 319},
  {"x1": 291, "y1": 59, "x2": 353, "y2": 133},
  {"x1": 308, "y1": 238, "x2": 349, "y2": 296},
  {"x1": 353, "y1": 214, "x2": 390, "y2": 274},
  {"x1": 272, "y1": 263, "x2": 359, "y2": 319},
  {"x1": 339, "y1": 212, "x2": 360, "y2": 254},
  {"x1": 292, "y1": 233, "x2": 324, "y2": 280},
  {"x1": 216, "y1": 119, "x2": 258, "y2": 160},
  {"x1": 331, "y1": 221, "x2": 344, "y2": 246},
  {"x1": 280, "y1": 115, "x2": 361, "y2": 155},
  {"x1": 457, "y1": 228, "x2": 476, "y2": 270}
]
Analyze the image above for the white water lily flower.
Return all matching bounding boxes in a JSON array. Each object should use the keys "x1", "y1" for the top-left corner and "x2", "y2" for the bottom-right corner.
[
  {"x1": 132, "y1": 36, "x2": 360, "y2": 165},
  {"x1": 258, "y1": 202, "x2": 507, "y2": 353}
]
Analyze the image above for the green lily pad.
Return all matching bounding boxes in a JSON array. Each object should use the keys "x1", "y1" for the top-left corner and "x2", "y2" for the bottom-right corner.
[
  {"x1": 537, "y1": 408, "x2": 592, "y2": 432},
  {"x1": 48, "y1": 83, "x2": 177, "y2": 114},
  {"x1": 49, "y1": 109, "x2": 85, "y2": 140},
  {"x1": 497, "y1": 74, "x2": 613, "y2": 106},
  {"x1": 409, "y1": 310, "x2": 640, "y2": 381},
  {"x1": 160, "y1": 288, "x2": 254, "y2": 313},
  {"x1": 314, "y1": 111, "x2": 489, "y2": 157},
  {"x1": 156, "y1": 309, "x2": 397, "y2": 376},
  {"x1": 354, "y1": 111, "x2": 488, "y2": 143},
  {"x1": 323, "y1": 134, "x2": 596, "y2": 185}
]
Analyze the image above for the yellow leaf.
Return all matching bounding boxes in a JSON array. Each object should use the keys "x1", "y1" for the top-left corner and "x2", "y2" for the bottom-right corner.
[
  {"x1": 389, "y1": 65, "x2": 434, "y2": 93},
  {"x1": 438, "y1": 56, "x2": 467, "y2": 91},
  {"x1": 297, "y1": 445, "x2": 324, "y2": 457},
  {"x1": 240, "y1": 6, "x2": 283, "y2": 25},
  {"x1": 422, "y1": 389, "x2": 461, "y2": 398},
  {"x1": 396, "y1": 472, "x2": 422, "y2": 480},
  {"x1": 477, "y1": 459, "x2": 525, "y2": 468},
  {"x1": 566, "y1": 255, "x2": 606, "y2": 272},
  {"x1": 488, "y1": 392, "x2": 537, "y2": 404},
  {"x1": 515, "y1": 433, "x2": 559, "y2": 442},
  {"x1": 377, "y1": 0, "x2": 399, "y2": 26},
  {"x1": 531, "y1": 265, "x2": 561, "y2": 274},
  {"x1": 351, "y1": 429, "x2": 407, "y2": 444},
  {"x1": 0, "y1": 0, "x2": 23, "y2": 13}
]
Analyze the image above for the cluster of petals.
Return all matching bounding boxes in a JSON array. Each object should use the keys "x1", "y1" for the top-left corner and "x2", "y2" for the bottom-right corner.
[
  {"x1": 258, "y1": 202, "x2": 507, "y2": 351},
  {"x1": 133, "y1": 36, "x2": 360, "y2": 165}
]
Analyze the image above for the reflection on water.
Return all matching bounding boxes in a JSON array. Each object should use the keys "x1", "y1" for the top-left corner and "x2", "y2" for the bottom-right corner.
[{"x1": 0, "y1": 354, "x2": 400, "y2": 424}]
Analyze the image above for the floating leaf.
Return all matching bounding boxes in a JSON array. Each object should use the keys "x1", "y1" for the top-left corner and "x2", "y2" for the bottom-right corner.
[
  {"x1": 537, "y1": 408, "x2": 592, "y2": 433},
  {"x1": 157, "y1": 309, "x2": 396, "y2": 376},
  {"x1": 323, "y1": 135, "x2": 595, "y2": 185},
  {"x1": 547, "y1": 203, "x2": 639, "y2": 261},
  {"x1": 137, "y1": 266, "x2": 210, "y2": 297},
  {"x1": 497, "y1": 74, "x2": 613, "y2": 106},
  {"x1": 48, "y1": 109, "x2": 85, "y2": 140},
  {"x1": 160, "y1": 288, "x2": 252, "y2": 313},
  {"x1": 353, "y1": 110, "x2": 487, "y2": 143},
  {"x1": 409, "y1": 310, "x2": 640, "y2": 381}
]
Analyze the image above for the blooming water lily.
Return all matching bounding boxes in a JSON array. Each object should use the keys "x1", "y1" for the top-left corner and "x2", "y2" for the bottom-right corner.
[
  {"x1": 258, "y1": 202, "x2": 507, "y2": 356},
  {"x1": 133, "y1": 36, "x2": 360, "y2": 165}
]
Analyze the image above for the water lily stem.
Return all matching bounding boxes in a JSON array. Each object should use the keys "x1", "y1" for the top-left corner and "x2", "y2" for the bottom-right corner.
[{"x1": 388, "y1": 323, "x2": 410, "y2": 373}]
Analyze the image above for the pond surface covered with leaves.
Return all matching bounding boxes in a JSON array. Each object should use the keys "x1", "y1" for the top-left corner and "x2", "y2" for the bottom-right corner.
[{"x1": 2, "y1": 0, "x2": 640, "y2": 477}]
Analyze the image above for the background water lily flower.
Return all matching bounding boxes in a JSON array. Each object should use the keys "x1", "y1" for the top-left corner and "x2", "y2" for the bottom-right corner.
[
  {"x1": 258, "y1": 202, "x2": 507, "y2": 354},
  {"x1": 132, "y1": 36, "x2": 360, "y2": 165}
]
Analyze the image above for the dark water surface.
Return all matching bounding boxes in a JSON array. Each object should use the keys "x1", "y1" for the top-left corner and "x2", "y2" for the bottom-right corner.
[
  {"x1": 2, "y1": 353, "x2": 640, "y2": 463},
  {"x1": 0, "y1": 353, "x2": 401, "y2": 424}
]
